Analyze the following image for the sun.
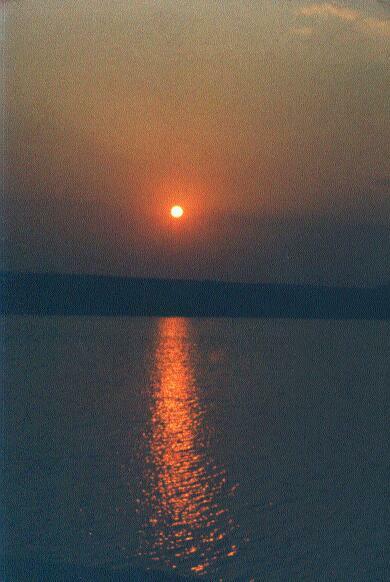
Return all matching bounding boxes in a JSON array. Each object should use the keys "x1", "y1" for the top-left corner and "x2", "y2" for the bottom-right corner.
[{"x1": 170, "y1": 205, "x2": 184, "y2": 218}]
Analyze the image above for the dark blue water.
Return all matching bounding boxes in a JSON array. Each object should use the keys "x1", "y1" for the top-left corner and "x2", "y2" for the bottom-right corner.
[{"x1": 2, "y1": 316, "x2": 389, "y2": 580}]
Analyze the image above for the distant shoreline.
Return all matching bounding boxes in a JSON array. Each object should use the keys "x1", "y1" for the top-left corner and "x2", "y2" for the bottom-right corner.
[{"x1": 1, "y1": 272, "x2": 389, "y2": 319}]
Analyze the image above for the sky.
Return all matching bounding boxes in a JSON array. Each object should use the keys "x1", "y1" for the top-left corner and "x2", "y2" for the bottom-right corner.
[{"x1": 2, "y1": 0, "x2": 390, "y2": 285}]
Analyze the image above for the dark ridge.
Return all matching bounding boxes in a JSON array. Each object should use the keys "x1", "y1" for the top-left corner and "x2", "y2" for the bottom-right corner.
[{"x1": 0, "y1": 271, "x2": 389, "y2": 319}]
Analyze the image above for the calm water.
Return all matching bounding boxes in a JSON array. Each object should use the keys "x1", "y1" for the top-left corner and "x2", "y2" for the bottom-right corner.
[{"x1": 2, "y1": 317, "x2": 389, "y2": 580}]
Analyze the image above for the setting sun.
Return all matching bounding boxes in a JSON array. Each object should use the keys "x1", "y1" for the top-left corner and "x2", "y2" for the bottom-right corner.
[{"x1": 171, "y1": 205, "x2": 184, "y2": 218}]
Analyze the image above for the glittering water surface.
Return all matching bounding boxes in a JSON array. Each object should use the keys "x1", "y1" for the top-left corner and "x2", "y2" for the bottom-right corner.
[
  {"x1": 3, "y1": 317, "x2": 389, "y2": 580},
  {"x1": 137, "y1": 318, "x2": 238, "y2": 575}
]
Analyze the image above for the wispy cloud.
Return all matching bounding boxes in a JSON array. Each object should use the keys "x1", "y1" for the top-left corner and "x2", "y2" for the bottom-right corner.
[
  {"x1": 298, "y1": 2, "x2": 390, "y2": 37},
  {"x1": 300, "y1": 3, "x2": 359, "y2": 21}
]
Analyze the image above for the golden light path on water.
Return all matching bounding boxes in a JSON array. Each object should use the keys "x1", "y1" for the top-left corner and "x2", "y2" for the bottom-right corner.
[{"x1": 137, "y1": 318, "x2": 239, "y2": 576}]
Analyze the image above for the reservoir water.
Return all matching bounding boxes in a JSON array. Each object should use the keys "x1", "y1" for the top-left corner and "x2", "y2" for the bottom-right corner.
[{"x1": 2, "y1": 317, "x2": 388, "y2": 580}]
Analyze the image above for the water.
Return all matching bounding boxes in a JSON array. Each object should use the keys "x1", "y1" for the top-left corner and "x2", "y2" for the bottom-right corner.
[{"x1": 2, "y1": 316, "x2": 389, "y2": 580}]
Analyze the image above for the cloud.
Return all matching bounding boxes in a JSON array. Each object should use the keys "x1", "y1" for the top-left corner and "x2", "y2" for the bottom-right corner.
[
  {"x1": 300, "y1": 3, "x2": 359, "y2": 21},
  {"x1": 298, "y1": 2, "x2": 390, "y2": 37}
]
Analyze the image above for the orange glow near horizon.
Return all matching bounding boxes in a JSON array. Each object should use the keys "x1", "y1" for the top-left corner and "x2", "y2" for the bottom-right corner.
[{"x1": 170, "y1": 205, "x2": 184, "y2": 218}]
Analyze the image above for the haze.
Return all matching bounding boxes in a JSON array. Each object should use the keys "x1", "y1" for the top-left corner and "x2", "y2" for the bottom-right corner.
[{"x1": 3, "y1": 0, "x2": 390, "y2": 285}]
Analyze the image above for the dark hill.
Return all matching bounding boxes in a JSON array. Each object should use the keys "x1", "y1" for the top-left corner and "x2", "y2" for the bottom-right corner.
[{"x1": 0, "y1": 272, "x2": 388, "y2": 319}]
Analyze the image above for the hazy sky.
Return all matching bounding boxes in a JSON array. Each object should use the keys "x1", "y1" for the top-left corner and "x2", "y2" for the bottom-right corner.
[{"x1": 3, "y1": 0, "x2": 390, "y2": 284}]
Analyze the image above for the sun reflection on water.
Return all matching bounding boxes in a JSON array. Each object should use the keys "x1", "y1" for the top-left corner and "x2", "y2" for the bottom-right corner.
[{"x1": 137, "y1": 318, "x2": 238, "y2": 576}]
